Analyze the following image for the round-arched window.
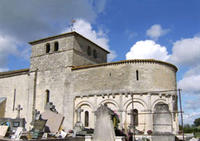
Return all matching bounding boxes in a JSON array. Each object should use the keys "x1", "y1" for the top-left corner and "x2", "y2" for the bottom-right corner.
[{"x1": 85, "y1": 111, "x2": 89, "y2": 127}]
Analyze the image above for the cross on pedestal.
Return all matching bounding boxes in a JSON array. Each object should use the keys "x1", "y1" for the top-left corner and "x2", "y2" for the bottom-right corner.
[{"x1": 15, "y1": 104, "x2": 23, "y2": 118}]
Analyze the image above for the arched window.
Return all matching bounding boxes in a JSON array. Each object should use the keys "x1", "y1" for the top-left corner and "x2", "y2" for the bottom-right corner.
[
  {"x1": 45, "y1": 89, "x2": 50, "y2": 104},
  {"x1": 93, "y1": 49, "x2": 97, "y2": 58},
  {"x1": 85, "y1": 111, "x2": 89, "y2": 127},
  {"x1": 87, "y1": 46, "x2": 91, "y2": 56},
  {"x1": 46, "y1": 43, "x2": 50, "y2": 53},
  {"x1": 153, "y1": 103, "x2": 172, "y2": 132},
  {"x1": 136, "y1": 70, "x2": 139, "y2": 81},
  {"x1": 54, "y1": 41, "x2": 59, "y2": 51},
  {"x1": 130, "y1": 109, "x2": 138, "y2": 126}
]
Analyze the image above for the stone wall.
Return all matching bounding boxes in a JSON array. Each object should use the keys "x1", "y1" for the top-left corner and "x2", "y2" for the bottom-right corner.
[
  {"x1": 30, "y1": 36, "x2": 75, "y2": 71},
  {"x1": 0, "y1": 73, "x2": 29, "y2": 120},
  {"x1": 30, "y1": 33, "x2": 108, "y2": 71},
  {"x1": 71, "y1": 62, "x2": 177, "y2": 95},
  {"x1": 74, "y1": 35, "x2": 108, "y2": 64},
  {"x1": 72, "y1": 61, "x2": 178, "y2": 134}
]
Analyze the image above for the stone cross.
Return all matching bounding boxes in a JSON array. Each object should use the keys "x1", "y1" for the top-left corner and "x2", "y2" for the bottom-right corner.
[
  {"x1": 15, "y1": 104, "x2": 23, "y2": 118},
  {"x1": 76, "y1": 108, "x2": 83, "y2": 122}
]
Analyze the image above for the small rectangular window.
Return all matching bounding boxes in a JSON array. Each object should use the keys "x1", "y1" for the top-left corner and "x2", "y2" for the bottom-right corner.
[{"x1": 136, "y1": 70, "x2": 139, "y2": 81}]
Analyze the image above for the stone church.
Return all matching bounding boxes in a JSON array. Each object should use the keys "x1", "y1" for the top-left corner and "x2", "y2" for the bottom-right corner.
[{"x1": 0, "y1": 31, "x2": 179, "y2": 134}]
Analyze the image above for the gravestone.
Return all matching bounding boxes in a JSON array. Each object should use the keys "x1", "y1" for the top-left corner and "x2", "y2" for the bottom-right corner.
[
  {"x1": 31, "y1": 120, "x2": 47, "y2": 139},
  {"x1": 0, "y1": 118, "x2": 26, "y2": 134},
  {"x1": 153, "y1": 103, "x2": 172, "y2": 132},
  {"x1": 11, "y1": 127, "x2": 23, "y2": 140},
  {"x1": 41, "y1": 110, "x2": 64, "y2": 133},
  {"x1": 33, "y1": 120, "x2": 47, "y2": 131},
  {"x1": 0, "y1": 125, "x2": 8, "y2": 137}
]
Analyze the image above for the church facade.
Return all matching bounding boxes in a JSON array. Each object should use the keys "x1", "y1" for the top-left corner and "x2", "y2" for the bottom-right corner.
[{"x1": 0, "y1": 32, "x2": 179, "y2": 134}]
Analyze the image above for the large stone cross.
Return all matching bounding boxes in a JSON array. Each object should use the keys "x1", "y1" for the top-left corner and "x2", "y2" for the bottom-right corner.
[{"x1": 16, "y1": 104, "x2": 23, "y2": 118}]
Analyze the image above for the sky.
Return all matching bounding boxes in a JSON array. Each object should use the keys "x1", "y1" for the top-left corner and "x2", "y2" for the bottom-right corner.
[{"x1": 0, "y1": 0, "x2": 200, "y2": 124}]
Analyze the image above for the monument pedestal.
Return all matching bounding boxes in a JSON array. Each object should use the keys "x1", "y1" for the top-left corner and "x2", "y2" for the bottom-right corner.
[{"x1": 151, "y1": 133, "x2": 175, "y2": 141}]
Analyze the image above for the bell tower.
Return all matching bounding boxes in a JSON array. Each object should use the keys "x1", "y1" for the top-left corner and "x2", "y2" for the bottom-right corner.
[{"x1": 29, "y1": 32, "x2": 109, "y2": 71}]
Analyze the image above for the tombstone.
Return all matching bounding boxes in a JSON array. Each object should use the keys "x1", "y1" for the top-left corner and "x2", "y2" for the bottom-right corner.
[
  {"x1": 11, "y1": 127, "x2": 23, "y2": 140},
  {"x1": 153, "y1": 103, "x2": 172, "y2": 133},
  {"x1": 93, "y1": 105, "x2": 115, "y2": 141},
  {"x1": 0, "y1": 118, "x2": 26, "y2": 134},
  {"x1": 31, "y1": 120, "x2": 47, "y2": 139},
  {"x1": 0, "y1": 125, "x2": 8, "y2": 137},
  {"x1": 41, "y1": 110, "x2": 64, "y2": 133},
  {"x1": 33, "y1": 120, "x2": 47, "y2": 131}
]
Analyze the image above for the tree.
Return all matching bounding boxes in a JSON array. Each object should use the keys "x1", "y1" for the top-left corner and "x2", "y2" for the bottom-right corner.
[{"x1": 194, "y1": 118, "x2": 200, "y2": 127}]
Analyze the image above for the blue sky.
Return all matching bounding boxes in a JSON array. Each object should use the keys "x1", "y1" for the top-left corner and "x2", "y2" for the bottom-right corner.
[{"x1": 0, "y1": 0, "x2": 200, "y2": 124}]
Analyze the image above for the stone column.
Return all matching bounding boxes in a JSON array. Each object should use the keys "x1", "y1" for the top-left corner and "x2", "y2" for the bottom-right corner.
[
  {"x1": 93, "y1": 95, "x2": 98, "y2": 128},
  {"x1": 146, "y1": 93, "x2": 153, "y2": 132},
  {"x1": 119, "y1": 93, "x2": 123, "y2": 129}
]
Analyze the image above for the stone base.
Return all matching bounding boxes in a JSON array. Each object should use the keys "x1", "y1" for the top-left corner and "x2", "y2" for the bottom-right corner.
[
  {"x1": 85, "y1": 136, "x2": 125, "y2": 141},
  {"x1": 151, "y1": 134, "x2": 175, "y2": 141}
]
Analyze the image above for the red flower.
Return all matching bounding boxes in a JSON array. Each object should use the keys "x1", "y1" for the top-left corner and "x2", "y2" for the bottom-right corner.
[{"x1": 147, "y1": 130, "x2": 152, "y2": 135}]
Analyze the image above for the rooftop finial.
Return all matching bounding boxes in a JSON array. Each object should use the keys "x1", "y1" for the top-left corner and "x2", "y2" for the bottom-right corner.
[{"x1": 70, "y1": 19, "x2": 76, "y2": 32}]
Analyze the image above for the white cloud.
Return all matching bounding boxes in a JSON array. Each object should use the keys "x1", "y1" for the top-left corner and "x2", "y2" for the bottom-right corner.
[
  {"x1": 146, "y1": 24, "x2": 170, "y2": 40},
  {"x1": 0, "y1": 0, "x2": 105, "y2": 42},
  {"x1": 170, "y1": 36, "x2": 200, "y2": 95},
  {"x1": 0, "y1": 0, "x2": 108, "y2": 70},
  {"x1": 183, "y1": 112, "x2": 200, "y2": 124},
  {"x1": 64, "y1": 19, "x2": 116, "y2": 61},
  {"x1": 0, "y1": 35, "x2": 18, "y2": 71},
  {"x1": 126, "y1": 40, "x2": 170, "y2": 61},
  {"x1": 170, "y1": 37, "x2": 200, "y2": 66},
  {"x1": 185, "y1": 99, "x2": 200, "y2": 110},
  {"x1": 0, "y1": 68, "x2": 9, "y2": 72},
  {"x1": 178, "y1": 65, "x2": 200, "y2": 93}
]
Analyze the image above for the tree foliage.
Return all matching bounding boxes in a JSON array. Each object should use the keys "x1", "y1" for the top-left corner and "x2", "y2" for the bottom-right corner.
[{"x1": 194, "y1": 118, "x2": 200, "y2": 127}]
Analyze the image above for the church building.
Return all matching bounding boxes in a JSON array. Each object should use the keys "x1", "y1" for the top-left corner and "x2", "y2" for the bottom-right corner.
[{"x1": 0, "y1": 31, "x2": 179, "y2": 134}]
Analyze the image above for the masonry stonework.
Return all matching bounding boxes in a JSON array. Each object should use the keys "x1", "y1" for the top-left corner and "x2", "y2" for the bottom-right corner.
[{"x1": 0, "y1": 31, "x2": 179, "y2": 134}]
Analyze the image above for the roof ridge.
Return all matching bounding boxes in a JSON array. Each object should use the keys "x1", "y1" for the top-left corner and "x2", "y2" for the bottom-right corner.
[
  {"x1": 72, "y1": 59, "x2": 178, "y2": 71},
  {"x1": 0, "y1": 68, "x2": 29, "y2": 76}
]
